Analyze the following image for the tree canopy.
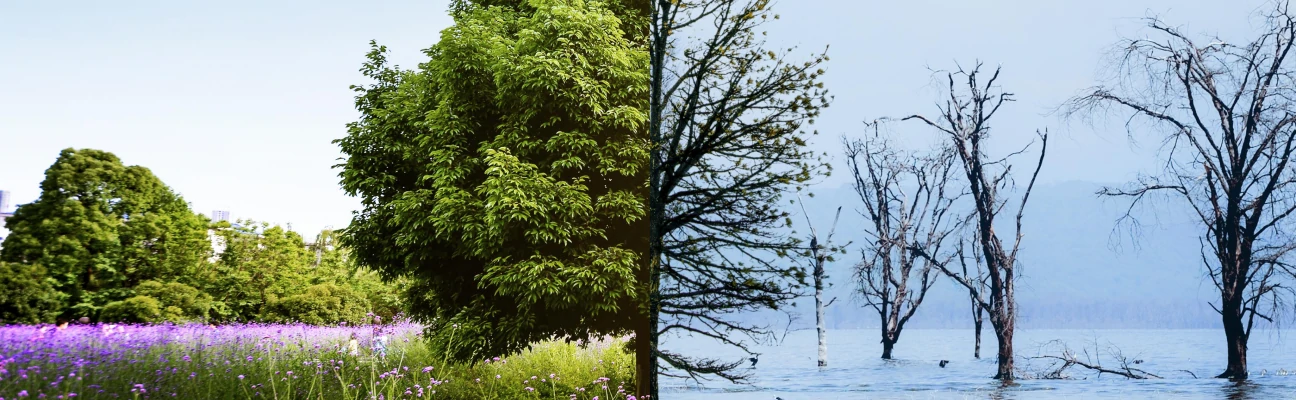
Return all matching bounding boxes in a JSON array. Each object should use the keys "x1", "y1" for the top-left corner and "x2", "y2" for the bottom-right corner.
[
  {"x1": 335, "y1": 0, "x2": 650, "y2": 363},
  {"x1": 0, "y1": 148, "x2": 211, "y2": 320}
]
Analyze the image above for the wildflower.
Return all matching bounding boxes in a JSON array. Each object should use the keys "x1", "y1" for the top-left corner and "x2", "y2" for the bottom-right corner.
[
  {"x1": 18, "y1": 391, "x2": 28, "y2": 397},
  {"x1": 496, "y1": 375, "x2": 501, "y2": 379},
  {"x1": 525, "y1": 387, "x2": 534, "y2": 392},
  {"x1": 422, "y1": 366, "x2": 434, "y2": 373},
  {"x1": 238, "y1": 375, "x2": 245, "y2": 380}
]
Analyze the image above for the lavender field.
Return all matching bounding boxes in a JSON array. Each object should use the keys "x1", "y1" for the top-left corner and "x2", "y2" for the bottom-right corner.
[{"x1": 0, "y1": 320, "x2": 636, "y2": 400}]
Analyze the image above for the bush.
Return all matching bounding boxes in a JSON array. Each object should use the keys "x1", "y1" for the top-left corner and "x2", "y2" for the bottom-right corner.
[
  {"x1": 100, "y1": 295, "x2": 163, "y2": 323},
  {"x1": 135, "y1": 280, "x2": 212, "y2": 322},
  {"x1": 0, "y1": 262, "x2": 64, "y2": 324},
  {"x1": 263, "y1": 283, "x2": 370, "y2": 325}
]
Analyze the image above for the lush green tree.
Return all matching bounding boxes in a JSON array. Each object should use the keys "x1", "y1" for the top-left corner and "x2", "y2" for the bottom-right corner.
[
  {"x1": 135, "y1": 280, "x2": 213, "y2": 322},
  {"x1": 194, "y1": 220, "x2": 312, "y2": 322},
  {"x1": 100, "y1": 295, "x2": 163, "y2": 323},
  {"x1": 0, "y1": 148, "x2": 211, "y2": 320},
  {"x1": 307, "y1": 229, "x2": 410, "y2": 320},
  {"x1": 0, "y1": 262, "x2": 65, "y2": 324},
  {"x1": 262, "y1": 283, "x2": 371, "y2": 325},
  {"x1": 335, "y1": 0, "x2": 649, "y2": 367}
]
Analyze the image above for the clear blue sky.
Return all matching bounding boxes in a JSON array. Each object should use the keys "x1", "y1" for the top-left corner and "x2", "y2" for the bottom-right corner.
[
  {"x1": 0, "y1": 0, "x2": 1276, "y2": 236},
  {"x1": 0, "y1": 1, "x2": 454, "y2": 236}
]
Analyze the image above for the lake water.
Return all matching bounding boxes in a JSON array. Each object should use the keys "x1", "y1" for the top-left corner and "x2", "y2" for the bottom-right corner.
[{"x1": 660, "y1": 328, "x2": 1296, "y2": 399}]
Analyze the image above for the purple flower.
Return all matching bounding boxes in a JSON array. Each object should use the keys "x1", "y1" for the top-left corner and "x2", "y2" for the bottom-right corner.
[{"x1": 422, "y1": 366, "x2": 434, "y2": 373}]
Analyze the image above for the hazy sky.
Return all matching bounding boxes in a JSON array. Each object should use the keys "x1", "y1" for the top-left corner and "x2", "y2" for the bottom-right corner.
[{"x1": 0, "y1": 0, "x2": 1277, "y2": 236}]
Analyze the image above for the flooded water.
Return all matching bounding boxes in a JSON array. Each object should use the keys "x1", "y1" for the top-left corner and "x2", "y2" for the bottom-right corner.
[{"x1": 661, "y1": 329, "x2": 1296, "y2": 399}]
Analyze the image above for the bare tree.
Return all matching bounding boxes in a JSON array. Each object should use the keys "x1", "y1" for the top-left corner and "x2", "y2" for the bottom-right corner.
[
  {"x1": 844, "y1": 129, "x2": 961, "y2": 359},
  {"x1": 796, "y1": 199, "x2": 848, "y2": 367},
  {"x1": 1065, "y1": 2, "x2": 1296, "y2": 379},
  {"x1": 903, "y1": 63, "x2": 1049, "y2": 380},
  {"x1": 649, "y1": 0, "x2": 831, "y2": 392},
  {"x1": 955, "y1": 234, "x2": 990, "y2": 359}
]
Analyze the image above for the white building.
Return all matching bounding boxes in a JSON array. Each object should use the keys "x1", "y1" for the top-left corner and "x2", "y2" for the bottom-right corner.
[
  {"x1": 211, "y1": 210, "x2": 231, "y2": 222},
  {"x1": 0, "y1": 190, "x2": 13, "y2": 243}
]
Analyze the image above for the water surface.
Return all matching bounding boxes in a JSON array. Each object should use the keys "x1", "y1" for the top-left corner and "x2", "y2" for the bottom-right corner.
[{"x1": 661, "y1": 329, "x2": 1296, "y2": 399}]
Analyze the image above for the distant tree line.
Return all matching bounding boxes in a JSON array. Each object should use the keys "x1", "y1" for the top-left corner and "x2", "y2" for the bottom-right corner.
[{"x1": 0, "y1": 148, "x2": 408, "y2": 326}]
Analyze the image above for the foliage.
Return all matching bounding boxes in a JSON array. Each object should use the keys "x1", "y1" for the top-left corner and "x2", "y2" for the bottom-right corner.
[
  {"x1": 335, "y1": 0, "x2": 649, "y2": 364},
  {"x1": 195, "y1": 220, "x2": 313, "y2": 322},
  {"x1": 262, "y1": 283, "x2": 371, "y2": 325},
  {"x1": 99, "y1": 296, "x2": 163, "y2": 323},
  {"x1": 0, "y1": 148, "x2": 212, "y2": 320},
  {"x1": 0, "y1": 262, "x2": 64, "y2": 324},
  {"x1": 0, "y1": 321, "x2": 635, "y2": 400},
  {"x1": 134, "y1": 280, "x2": 212, "y2": 323},
  {"x1": 307, "y1": 229, "x2": 410, "y2": 321}
]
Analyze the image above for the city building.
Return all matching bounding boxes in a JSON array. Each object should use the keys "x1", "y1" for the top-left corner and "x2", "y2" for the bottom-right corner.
[
  {"x1": 0, "y1": 190, "x2": 13, "y2": 244},
  {"x1": 211, "y1": 210, "x2": 231, "y2": 222}
]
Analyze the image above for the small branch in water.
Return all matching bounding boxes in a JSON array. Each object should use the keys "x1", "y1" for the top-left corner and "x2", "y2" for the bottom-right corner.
[{"x1": 1029, "y1": 340, "x2": 1162, "y2": 380}]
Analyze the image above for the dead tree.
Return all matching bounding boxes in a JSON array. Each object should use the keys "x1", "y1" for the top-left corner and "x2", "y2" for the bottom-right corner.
[
  {"x1": 1064, "y1": 2, "x2": 1296, "y2": 379},
  {"x1": 650, "y1": 0, "x2": 831, "y2": 390},
  {"x1": 795, "y1": 200, "x2": 848, "y2": 367},
  {"x1": 903, "y1": 63, "x2": 1049, "y2": 380},
  {"x1": 955, "y1": 236, "x2": 989, "y2": 359},
  {"x1": 844, "y1": 130, "x2": 961, "y2": 359}
]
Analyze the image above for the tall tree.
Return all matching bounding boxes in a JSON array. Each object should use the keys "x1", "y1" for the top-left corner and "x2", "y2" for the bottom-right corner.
[
  {"x1": 334, "y1": 0, "x2": 651, "y2": 390},
  {"x1": 197, "y1": 220, "x2": 313, "y2": 322},
  {"x1": 650, "y1": 0, "x2": 830, "y2": 389},
  {"x1": 0, "y1": 148, "x2": 211, "y2": 320},
  {"x1": 903, "y1": 64, "x2": 1048, "y2": 380},
  {"x1": 844, "y1": 131, "x2": 960, "y2": 360},
  {"x1": 1065, "y1": 2, "x2": 1296, "y2": 379}
]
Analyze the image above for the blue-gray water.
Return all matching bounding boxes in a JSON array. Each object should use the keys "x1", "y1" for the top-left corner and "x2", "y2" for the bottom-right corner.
[{"x1": 661, "y1": 329, "x2": 1296, "y2": 399}]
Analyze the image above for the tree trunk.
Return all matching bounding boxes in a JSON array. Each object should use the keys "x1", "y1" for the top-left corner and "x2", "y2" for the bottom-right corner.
[
  {"x1": 1217, "y1": 300, "x2": 1249, "y2": 379},
  {"x1": 815, "y1": 267, "x2": 827, "y2": 367},
  {"x1": 973, "y1": 302, "x2": 983, "y2": 359},
  {"x1": 993, "y1": 323, "x2": 1013, "y2": 380},
  {"x1": 881, "y1": 339, "x2": 895, "y2": 360}
]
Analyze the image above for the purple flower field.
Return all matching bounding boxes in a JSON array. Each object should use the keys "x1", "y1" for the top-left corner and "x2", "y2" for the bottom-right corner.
[{"x1": 0, "y1": 320, "x2": 638, "y2": 400}]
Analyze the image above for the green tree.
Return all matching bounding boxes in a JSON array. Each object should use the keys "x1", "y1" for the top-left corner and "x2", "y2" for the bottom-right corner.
[
  {"x1": 263, "y1": 283, "x2": 371, "y2": 325},
  {"x1": 335, "y1": 0, "x2": 649, "y2": 372},
  {"x1": 194, "y1": 220, "x2": 312, "y2": 322},
  {"x1": 0, "y1": 148, "x2": 211, "y2": 320},
  {"x1": 135, "y1": 280, "x2": 213, "y2": 322},
  {"x1": 0, "y1": 261, "x2": 64, "y2": 324},
  {"x1": 307, "y1": 229, "x2": 409, "y2": 320}
]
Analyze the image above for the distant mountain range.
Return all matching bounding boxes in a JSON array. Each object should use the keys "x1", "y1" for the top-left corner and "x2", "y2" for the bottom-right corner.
[{"x1": 732, "y1": 180, "x2": 1229, "y2": 330}]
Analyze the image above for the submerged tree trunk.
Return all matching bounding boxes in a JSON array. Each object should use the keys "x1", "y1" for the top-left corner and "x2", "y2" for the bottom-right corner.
[
  {"x1": 881, "y1": 338, "x2": 896, "y2": 360},
  {"x1": 993, "y1": 322, "x2": 1014, "y2": 379},
  {"x1": 972, "y1": 296, "x2": 983, "y2": 359},
  {"x1": 1219, "y1": 300, "x2": 1249, "y2": 379},
  {"x1": 816, "y1": 271, "x2": 827, "y2": 367}
]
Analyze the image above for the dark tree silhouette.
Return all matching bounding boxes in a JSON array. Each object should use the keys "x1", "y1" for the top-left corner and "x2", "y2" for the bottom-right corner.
[
  {"x1": 649, "y1": 0, "x2": 831, "y2": 392},
  {"x1": 903, "y1": 63, "x2": 1049, "y2": 380},
  {"x1": 844, "y1": 128, "x2": 961, "y2": 360},
  {"x1": 1065, "y1": 2, "x2": 1296, "y2": 379}
]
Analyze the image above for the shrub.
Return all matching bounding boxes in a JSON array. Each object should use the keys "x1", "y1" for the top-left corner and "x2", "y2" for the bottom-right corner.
[
  {"x1": 263, "y1": 283, "x2": 370, "y2": 325},
  {"x1": 0, "y1": 262, "x2": 64, "y2": 324},
  {"x1": 100, "y1": 295, "x2": 163, "y2": 323},
  {"x1": 135, "y1": 280, "x2": 212, "y2": 322}
]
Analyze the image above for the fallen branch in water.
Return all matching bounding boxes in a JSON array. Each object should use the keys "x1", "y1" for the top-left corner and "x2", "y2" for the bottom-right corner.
[{"x1": 1028, "y1": 340, "x2": 1162, "y2": 380}]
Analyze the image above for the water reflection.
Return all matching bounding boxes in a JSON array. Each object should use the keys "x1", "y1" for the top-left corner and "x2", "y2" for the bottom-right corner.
[{"x1": 1223, "y1": 380, "x2": 1258, "y2": 400}]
